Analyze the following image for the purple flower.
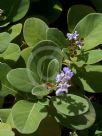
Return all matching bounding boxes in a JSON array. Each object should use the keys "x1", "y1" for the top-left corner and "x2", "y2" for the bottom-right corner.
[
  {"x1": 56, "y1": 72, "x2": 64, "y2": 83},
  {"x1": 73, "y1": 31, "x2": 79, "y2": 40},
  {"x1": 66, "y1": 33, "x2": 73, "y2": 40},
  {"x1": 56, "y1": 88, "x2": 65, "y2": 96},
  {"x1": 65, "y1": 72, "x2": 73, "y2": 81},
  {"x1": 76, "y1": 41, "x2": 82, "y2": 49},
  {"x1": 58, "y1": 82, "x2": 71, "y2": 89},
  {"x1": 63, "y1": 67, "x2": 74, "y2": 80},
  {"x1": 55, "y1": 67, "x2": 73, "y2": 96},
  {"x1": 67, "y1": 31, "x2": 79, "y2": 40},
  {"x1": 56, "y1": 82, "x2": 70, "y2": 96},
  {"x1": 63, "y1": 67, "x2": 70, "y2": 74}
]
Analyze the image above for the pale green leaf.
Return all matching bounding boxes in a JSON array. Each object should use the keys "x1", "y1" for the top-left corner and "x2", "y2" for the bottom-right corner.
[
  {"x1": 74, "y1": 13, "x2": 102, "y2": 51},
  {"x1": 23, "y1": 18, "x2": 48, "y2": 46},
  {"x1": 11, "y1": 100, "x2": 48, "y2": 134},
  {"x1": 52, "y1": 94, "x2": 89, "y2": 116}
]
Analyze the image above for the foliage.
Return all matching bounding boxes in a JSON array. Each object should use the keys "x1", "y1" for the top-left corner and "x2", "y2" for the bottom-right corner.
[{"x1": 0, "y1": 0, "x2": 102, "y2": 136}]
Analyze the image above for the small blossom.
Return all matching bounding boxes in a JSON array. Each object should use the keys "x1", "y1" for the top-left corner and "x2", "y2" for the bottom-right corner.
[
  {"x1": 66, "y1": 33, "x2": 73, "y2": 40},
  {"x1": 65, "y1": 72, "x2": 74, "y2": 81},
  {"x1": 56, "y1": 82, "x2": 70, "y2": 96},
  {"x1": 67, "y1": 31, "x2": 79, "y2": 40},
  {"x1": 58, "y1": 82, "x2": 71, "y2": 89},
  {"x1": 63, "y1": 67, "x2": 70, "y2": 74},
  {"x1": 56, "y1": 88, "x2": 65, "y2": 96},
  {"x1": 76, "y1": 40, "x2": 83, "y2": 49},
  {"x1": 55, "y1": 66, "x2": 73, "y2": 96},
  {"x1": 56, "y1": 72, "x2": 64, "y2": 83},
  {"x1": 63, "y1": 67, "x2": 74, "y2": 80}
]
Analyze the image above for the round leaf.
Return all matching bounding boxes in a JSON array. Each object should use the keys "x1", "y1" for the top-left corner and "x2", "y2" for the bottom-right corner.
[
  {"x1": 8, "y1": 23, "x2": 22, "y2": 41},
  {"x1": 47, "y1": 59, "x2": 60, "y2": 82},
  {"x1": 21, "y1": 47, "x2": 33, "y2": 64},
  {"x1": 32, "y1": 85, "x2": 50, "y2": 97},
  {"x1": 7, "y1": 68, "x2": 35, "y2": 92},
  {"x1": 77, "y1": 49, "x2": 102, "y2": 65},
  {"x1": 23, "y1": 18, "x2": 48, "y2": 46},
  {"x1": 11, "y1": 100, "x2": 48, "y2": 134},
  {"x1": 52, "y1": 94, "x2": 89, "y2": 116},
  {"x1": 0, "y1": 32, "x2": 11, "y2": 53},
  {"x1": 67, "y1": 5, "x2": 95, "y2": 32},
  {"x1": 0, "y1": 43, "x2": 21, "y2": 62},
  {"x1": 0, "y1": 63, "x2": 17, "y2": 97},
  {"x1": 0, "y1": 0, "x2": 30, "y2": 25},
  {"x1": 74, "y1": 13, "x2": 102, "y2": 51},
  {"x1": 75, "y1": 65, "x2": 102, "y2": 92},
  {"x1": 47, "y1": 28, "x2": 67, "y2": 49},
  {"x1": 55, "y1": 98, "x2": 96, "y2": 130},
  {"x1": 27, "y1": 40, "x2": 62, "y2": 83}
]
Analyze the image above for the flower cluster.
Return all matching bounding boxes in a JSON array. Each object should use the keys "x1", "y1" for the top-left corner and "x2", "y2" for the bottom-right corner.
[
  {"x1": 55, "y1": 67, "x2": 73, "y2": 96},
  {"x1": 67, "y1": 31, "x2": 83, "y2": 49},
  {"x1": 67, "y1": 31, "x2": 79, "y2": 41}
]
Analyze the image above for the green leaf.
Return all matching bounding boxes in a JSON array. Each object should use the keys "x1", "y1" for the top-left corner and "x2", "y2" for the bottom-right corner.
[
  {"x1": 33, "y1": 116, "x2": 61, "y2": 136},
  {"x1": 55, "y1": 98, "x2": 96, "y2": 130},
  {"x1": 21, "y1": 47, "x2": 33, "y2": 64},
  {"x1": 52, "y1": 94, "x2": 89, "y2": 116},
  {"x1": 7, "y1": 68, "x2": 35, "y2": 92},
  {"x1": 75, "y1": 65, "x2": 102, "y2": 92},
  {"x1": 69, "y1": 132, "x2": 78, "y2": 136},
  {"x1": 0, "y1": 63, "x2": 17, "y2": 97},
  {"x1": 47, "y1": 59, "x2": 60, "y2": 82},
  {"x1": 95, "y1": 130, "x2": 102, "y2": 136},
  {"x1": 93, "y1": 103, "x2": 102, "y2": 135},
  {"x1": 27, "y1": 40, "x2": 62, "y2": 83},
  {"x1": 11, "y1": 100, "x2": 48, "y2": 134},
  {"x1": 0, "y1": 109, "x2": 11, "y2": 122},
  {"x1": 6, "y1": 112, "x2": 15, "y2": 129},
  {"x1": 77, "y1": 49, "x2": 102, "y2": 64},
  {"x1": 85, "y1": 49, "x2": 102, "y2": 64},
  {"x1": 0, "y1": 63, "x2": 11, "y2": 82},
  {"x1": 0, "y1": 43, "x2": 20, "y2": 62},
  {"x1": 74, "y1": 13, "x2": 102, "y2": 51},
  {"x1": 0, "y1": 32, "x2": 11, "y2": 53},
  {"x1": 32, "y1": 85, "x2": 50, "y2": 98},
  {"x1": 23, "y1": 18, "x2": 48, "y2": 46},
  {"x1": 47, "y1": 28, "x2": 67, "y2": 49},
  {"x1": 12, "y1": 0, "x2": 30, "y2": 22},
  {"x1": 0, "y1": 123, "x2": 15, "y2": 136},
  {"x1": 8, "y1": 23, "x2": 22, "y2": 41},
  {"x1": 0, "y1": 0, "x2": 30, "y2": 26},
  {"x1": 67, "y1": 5, "x2": 95, "y2": 32}
]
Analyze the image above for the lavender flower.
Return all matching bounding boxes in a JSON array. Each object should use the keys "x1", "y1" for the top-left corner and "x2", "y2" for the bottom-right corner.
[
  {"x1": 55, "y1": 67, "x2": 73, "y2": 96},
  {"x1": 56, "y1": 83, "x2": 70, "y2": 96},
  {"x1": 63, "y1": 67, "x2": 74, "y2": 80},
  {"x1": 67, "y1": 31, "x2": 83, "y2": 49},
  {"x1": 55, "y1": 72, "x2": 64, "y2": 83},
  {"x1": 67, "y1": 31, "x2": 79, "y2": 40},
  {"x1": 63, "y1": 67, "x2": 70, "y2": 73},
  {"x1": 75, "y1": 40, "x2": 84, "y2": 49}
]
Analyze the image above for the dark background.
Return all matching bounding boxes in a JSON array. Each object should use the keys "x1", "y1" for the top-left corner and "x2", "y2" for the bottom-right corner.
[{"x1": 52, "y1": 0, "x2": 94, "y2": 31}]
